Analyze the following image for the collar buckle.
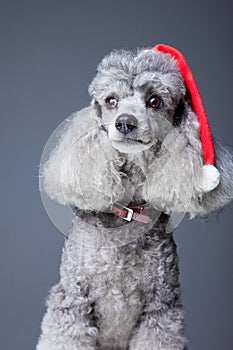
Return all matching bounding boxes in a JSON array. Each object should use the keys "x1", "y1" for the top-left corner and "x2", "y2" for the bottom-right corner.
[{"x1": 113, "y1": 203, "x2": 134, "y2": 221}]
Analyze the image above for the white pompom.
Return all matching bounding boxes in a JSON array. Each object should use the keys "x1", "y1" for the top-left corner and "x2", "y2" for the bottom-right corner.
[{"x1": 200, "y1": 165, "x2": 220, "y2": 192}]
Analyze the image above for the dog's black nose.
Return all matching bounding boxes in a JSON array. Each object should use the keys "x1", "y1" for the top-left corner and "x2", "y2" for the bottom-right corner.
[{"x1": 115, "y1": 114, "x2": 138, "y2": 134}]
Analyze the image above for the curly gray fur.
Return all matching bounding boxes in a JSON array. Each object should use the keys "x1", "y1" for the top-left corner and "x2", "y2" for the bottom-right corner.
[{"x1": 37, "y1": 48, "x2": 233, "y2": 350}]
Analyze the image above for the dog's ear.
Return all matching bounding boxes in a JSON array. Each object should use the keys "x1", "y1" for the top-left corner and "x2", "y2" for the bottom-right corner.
[
  {"x1": 39, "y1": 107, "x2": 126, "y2": 211},
  {"x1": 144, "y1": 102, "x2": 233, "y2": 217},
  {"x1": 172, "y1": 98, "x2": 233, "y2": 216},
  {"x1": 173, "y1": 98, "x2": 233, "y2": 217}
]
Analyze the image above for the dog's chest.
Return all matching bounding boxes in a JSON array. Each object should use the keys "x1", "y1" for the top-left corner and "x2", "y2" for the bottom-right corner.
[
  {"x1": 62, "y1": 217, "x2": 171, "y2": 349},
  {"x1": 89, "y1": 245, "x2": 158, "y2": 348}
]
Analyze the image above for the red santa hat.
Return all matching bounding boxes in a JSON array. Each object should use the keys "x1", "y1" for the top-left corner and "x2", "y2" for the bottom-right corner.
[{"x1": 153, "y1": 44, "x2": 220, "y2": 192}]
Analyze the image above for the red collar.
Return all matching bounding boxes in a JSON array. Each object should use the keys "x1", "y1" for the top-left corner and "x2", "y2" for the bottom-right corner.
[{"x1": 112, "y1": 203, "x2": 152, "y2": 223}]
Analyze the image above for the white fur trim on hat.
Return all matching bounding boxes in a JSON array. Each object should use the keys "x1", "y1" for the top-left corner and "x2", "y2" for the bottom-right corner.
[{"x1": 200, "y1": 165, "x2": 220, "y2": 192}]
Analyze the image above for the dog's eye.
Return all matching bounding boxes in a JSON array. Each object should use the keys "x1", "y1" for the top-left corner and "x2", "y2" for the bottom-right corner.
[
  {"x1": 105, "y1": 96, "x2": 118, "y2": 109},
  {"x1": 146, "y1": 95, "x2": 162, "y2": 109}
]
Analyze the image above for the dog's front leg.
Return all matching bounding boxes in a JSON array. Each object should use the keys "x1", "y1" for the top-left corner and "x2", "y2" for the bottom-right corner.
[
  {"x1": 129, "y1": 307, "x2": 187, "y2": 350},
  {"x1": 36, "y1": 282, "x2": 98, "y2": 350}
]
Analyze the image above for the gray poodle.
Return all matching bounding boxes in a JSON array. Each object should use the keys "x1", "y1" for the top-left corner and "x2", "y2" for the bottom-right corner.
[{"x1": 37, "y1": 45, "x2": 233, "y2": 350}]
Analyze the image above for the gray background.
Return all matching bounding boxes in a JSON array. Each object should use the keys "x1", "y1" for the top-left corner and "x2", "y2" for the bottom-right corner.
[{"x1": 1, "y1": 1, "x2": 233, "y2": 349}]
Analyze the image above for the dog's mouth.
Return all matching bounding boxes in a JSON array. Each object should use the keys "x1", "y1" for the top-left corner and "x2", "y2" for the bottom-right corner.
[
  {"x1": 122, "y1": 138, "x2": 151, "y2": 144},
  {"x1": 112, "y1": 138, "x2": 153, "y2": 153}
]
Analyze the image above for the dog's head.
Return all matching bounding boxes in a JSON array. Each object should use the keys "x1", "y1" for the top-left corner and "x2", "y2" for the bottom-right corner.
[
  {"x1": 40, "y1": 47, "x2": 233, "y2": 218},
  {"x1": 89, "y1": 49, "x2": 185, "y2": 154}
]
